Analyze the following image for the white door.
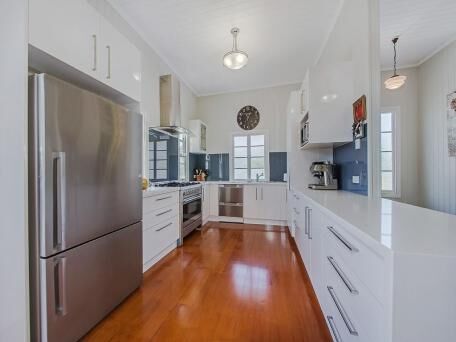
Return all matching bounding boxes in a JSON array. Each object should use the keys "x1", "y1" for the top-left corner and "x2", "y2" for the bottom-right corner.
[
  {"x1": 202, "y1": 184, "x2": 210, "y2": 222},
  {"x1": 259, "y1": 185, "x2": 286, "y2": 221},
  {"x1": 209, "y1": 185, "x2": 219, "y2": 217},
  {"x1": 243, "y1": 185, "x2": 259, "y2": 219},
  {"x1": 99, "y1": 16, "x2": 141, "y2": 101},
  {"x1": 29, "y1": 0, "x2": 99, "y2": 77},
  {"x1": 309, "y1": 207, "x2": 323, "y2": 298}
]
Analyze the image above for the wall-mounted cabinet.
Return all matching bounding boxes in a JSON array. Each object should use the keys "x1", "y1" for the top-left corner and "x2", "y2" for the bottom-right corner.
[
  {"x1": 299, "y1": 62, "x2": 354, "y2": 149},
  {"x1": 29, "y1": 0, "x2": 141, "y2": 102},
  {"x1": 189, "y1": 120, "x2": 207, "y2": 154}
]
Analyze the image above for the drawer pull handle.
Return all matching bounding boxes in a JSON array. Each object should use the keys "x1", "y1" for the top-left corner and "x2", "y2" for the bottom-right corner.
[
  {"x1": 156, "y1": 222, "x2": 173, "y2": 232},
  {"x1": 327, "y1": 316, "x2": 343, "y2": 342},
  {"x1": 327, "y1": 256, "x2": 358, "y2": 295},
  {"x1": 156, "y1": 196, "x2": 172, "y2": 201},
  {"x1": 327, "y1": 226, "x2": 359, "y2": 253},
  {"x1": 156, "y1": 209, "x2": 172, "y2": 217},
  {"x1": 327, "y1": 286, "x2": 358, "y2": 336}
]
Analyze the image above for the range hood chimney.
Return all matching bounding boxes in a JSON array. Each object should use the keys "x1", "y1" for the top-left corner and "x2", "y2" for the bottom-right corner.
[{"x1": 153, "y1": 74, "x2": 191, "y2": 136}]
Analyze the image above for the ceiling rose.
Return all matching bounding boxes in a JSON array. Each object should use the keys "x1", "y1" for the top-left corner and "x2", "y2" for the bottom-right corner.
[{"x1": 223, "y1": 28, "x2": 248, "y2": 70}]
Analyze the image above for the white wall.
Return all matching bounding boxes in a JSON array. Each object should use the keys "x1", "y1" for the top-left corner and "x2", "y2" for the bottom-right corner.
[
  {"x1": 418, "y1": 41, "x2": 456, "y2": 214},
  {"x1": 196, "y1": 84, "x2": 300, "y2": 154},
  {"x1": 381, "y1": 67, "x2": 420, "y2": 205},
  {"x1": 0, "y1": 1, "x2": 29, "y2": 340}
]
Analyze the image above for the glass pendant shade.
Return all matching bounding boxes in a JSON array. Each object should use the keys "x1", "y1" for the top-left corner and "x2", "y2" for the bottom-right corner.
[
  {"x1": 223, "y1": 28, "x2": 248, "y2": 70},
  {"x1": 384, "y1": 74, "x2": 407, "y2": 90}
]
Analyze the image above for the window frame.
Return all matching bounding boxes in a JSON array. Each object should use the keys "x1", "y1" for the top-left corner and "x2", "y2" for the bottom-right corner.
[
  {"x1": 231, "y1": 131, "x2": 269, "y2": 181},
  {"x1": 380, "y1": 107, "x2": 401, "y2": 199}
]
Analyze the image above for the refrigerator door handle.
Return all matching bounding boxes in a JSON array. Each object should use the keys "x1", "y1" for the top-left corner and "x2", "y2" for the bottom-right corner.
[
  {"x1": 53, "y1": 152, "x2": 66, "y2": 251},
  {"x1": 54, "y1": 257, "x2": 67, "y2": 316}
]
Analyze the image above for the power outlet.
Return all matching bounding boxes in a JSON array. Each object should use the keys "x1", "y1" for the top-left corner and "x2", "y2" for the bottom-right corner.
[{"x1": 352, "y1": 176, "x2": 360, "y2": 184}]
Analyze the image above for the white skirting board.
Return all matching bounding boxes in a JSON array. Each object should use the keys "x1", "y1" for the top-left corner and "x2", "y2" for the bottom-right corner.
[
  {"x1": 143, "y1": 241, "x2": 178, "y2": 273},
  {"x1": 205, "y1": 216, "x2": 287, "y2": 227}
]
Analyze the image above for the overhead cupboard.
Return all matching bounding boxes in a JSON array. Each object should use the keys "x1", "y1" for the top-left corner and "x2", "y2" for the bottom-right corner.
[{"x1": 29, "y1": 0, "x2": 141, "y2": 101}]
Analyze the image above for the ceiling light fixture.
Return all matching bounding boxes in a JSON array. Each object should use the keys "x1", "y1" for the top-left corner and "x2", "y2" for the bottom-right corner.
[
  {"x1": 384, "y1": 37, "x2": 407, "y2": 90},
  {"x1": 223, "y1": 27, "x2": 248, "y2": 70}
]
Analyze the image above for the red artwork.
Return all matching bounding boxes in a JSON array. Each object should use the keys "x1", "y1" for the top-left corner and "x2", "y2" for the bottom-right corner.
[{"x1": 353, "y1": 95, "x2": 367, "y2": 123}]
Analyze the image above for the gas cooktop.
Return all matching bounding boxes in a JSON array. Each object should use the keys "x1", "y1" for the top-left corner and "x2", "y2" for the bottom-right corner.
[{"x1": 153, "y1": 181, "x2": 200, "y2": 188}]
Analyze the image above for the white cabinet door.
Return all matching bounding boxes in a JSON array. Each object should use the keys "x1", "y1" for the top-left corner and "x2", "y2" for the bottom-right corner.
[
  {"x1": 308, "y1": 206, "x2": 323, "y2": 298},
  {"x1": 29, "y1": 0, "x2": 99, "y2": 77},
  {"x1": 99, "y1": 16, "x2": 141, "y2": 101},
  {"x1": 259, "y1": 185, "x2": 286, "y2": 220},
  {"x1": 243, "y1": 185, "x2": 259, "y2": 219},
  {"x1": 202, "y1": 184, "x2": 210, "y2": 222},
  {"x1": 209, "y1": 185, "x2": 219, "y2": 216}
]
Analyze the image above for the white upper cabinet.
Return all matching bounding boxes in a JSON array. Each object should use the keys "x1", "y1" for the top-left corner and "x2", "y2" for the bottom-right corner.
[
  {"x1": 300, "y1": 62, "x2": 354, "y2": 149},
  {"x1": 189, "y1": 120, "x2": 207, "y2": 154},
  {"x1": 29, "y1": 0, "x2": 100, "y2": 77},
  {"x1": 99, "y1": 16, "x2": 141, "y2": 101},
  {"x1": 29, "y1": 0, "x2": 141, "y2": 102}
]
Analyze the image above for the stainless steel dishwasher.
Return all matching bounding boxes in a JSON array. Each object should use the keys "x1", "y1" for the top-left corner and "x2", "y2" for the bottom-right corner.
[{"x1": 218, "y1": 184, "x2": 243, "y2": 217}]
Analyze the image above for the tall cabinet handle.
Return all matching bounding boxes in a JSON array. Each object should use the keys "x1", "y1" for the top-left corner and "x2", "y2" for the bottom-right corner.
[
  {"x1": 92, "y1": 34, "x2": 97, "y2": 71},
  {"x1": 106, "y1": 45, "x2": 111, "y2": 79},
  {"x1": 261, "y1": 187, "x2": 264, "y2": 200},
  {"x1": 256, "y1": 187, "x2": 258, "y2": 201},
  {"x1": 52, "y1": 152, "x2": 66, "y2": 251},
  {"x1": 54, "y1": 257, "x2": 67, "y2": 316},
  {"x1": 307, "y1": 207, "x2": 312, "y2": 239},
  {"x1": 304, "y1": 206, "x2": 309, "y2": 236}
]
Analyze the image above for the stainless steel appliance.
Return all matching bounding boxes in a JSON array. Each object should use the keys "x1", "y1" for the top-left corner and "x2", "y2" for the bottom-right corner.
[
  {"x1": 29, "y1": 74, "x2": 143, "y2": 342},
  {"x1": 300, "y1": 113, "x2": 309, "y2": 147},
  {"x1": 308, "y1": 161, "x2": 338, "y2": 190},
  {"x1": 152, "y1": 181, "x2": 202, "y2": 245},
  {"x1": 219, "y1": 184, "x2": 243, "y2": 218}
]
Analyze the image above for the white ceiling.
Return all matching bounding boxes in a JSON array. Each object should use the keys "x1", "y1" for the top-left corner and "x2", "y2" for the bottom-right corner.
[
  {"x1": 108, "y1": 0, "x2": 342, "y2": 96},
  {"x1": 380, "y1": 0, "x2": 456, "y2": 70}
]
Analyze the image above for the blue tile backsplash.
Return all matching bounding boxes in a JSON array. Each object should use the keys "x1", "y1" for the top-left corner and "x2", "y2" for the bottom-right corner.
[
  {"x1": 333, "y1": 128, "x2": 368, "y2": 196},
  {"x1": 269, "y1": 152, "x2": 287, "y2": 182}
]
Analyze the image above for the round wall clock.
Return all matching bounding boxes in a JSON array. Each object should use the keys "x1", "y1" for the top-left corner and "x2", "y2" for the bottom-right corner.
[{"x1": 237, "y1": 105, "x2": 260, "y2": 130}]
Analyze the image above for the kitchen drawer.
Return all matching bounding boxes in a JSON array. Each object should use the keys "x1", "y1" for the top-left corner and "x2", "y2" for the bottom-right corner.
[
  {"x1": 143, "y1": 204, "x2": 178, "y2": 231},
  {"x1": 143, "y1": 191, "x2": 179, "y2": 214},
  {"x1": 323, "y1": 253, "x2": 384, "y2": 342},
  {"x1": 323, "y1": 215, "x2": 386, "y2": 303},
  {"x1": 143, "y1": 215, "x2": 179, "y2": 264}
]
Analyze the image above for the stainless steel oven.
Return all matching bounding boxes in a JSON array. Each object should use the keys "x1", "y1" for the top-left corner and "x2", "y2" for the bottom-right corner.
[{"x1": 179, "y1": 185, "x2": 202, "y2": 245}]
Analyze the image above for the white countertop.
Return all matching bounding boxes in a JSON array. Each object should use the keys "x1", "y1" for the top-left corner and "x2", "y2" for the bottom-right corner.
[
  {"x1": 202, "y1": 181, "x2": 286, "y2": 186},
  {"x1": 142, "y1": 187, "x2": 179, "y2": 198},
  {"x1": 295, "y1": 188, "x2": 456, "y2": 257}
]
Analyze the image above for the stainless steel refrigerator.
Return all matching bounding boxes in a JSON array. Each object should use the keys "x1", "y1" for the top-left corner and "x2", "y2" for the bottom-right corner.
[{"x1": 28, "y1": 74, "x2": 143, "y2": 342}]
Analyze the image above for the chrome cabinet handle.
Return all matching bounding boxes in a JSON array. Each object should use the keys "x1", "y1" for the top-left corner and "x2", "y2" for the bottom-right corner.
[
  {"x1": 54, "y1": 257, "x2": 67, "y2": 316},
  {"x1": 256, "y1": 187, "x2": 258, "y2": 201},
  {"x1": 307, "y1": 207, "x2": 312, "y2": 239},
  {"x1": 156, "y1": 196, "x2": 172, "y2": 201},
  {"x1": 156, "y1": 209, "x2": 172, "y2": 217},
  {"x1": 327, "y1": 286, "x2": 358, "y2": 336},
  {"x1": 327, "y1": 226, "x2": 359, "y2": 253},
  {"x1": 106, "y1": 45, "x2": 111, "y2": 79},
  {"x1": 327, "y1": 316, "x2": 343, "y2": 342},
  {"x1": 327, "y1": 256, "x2": 358, "y2": 295},
  {"x1": 156, "y1": 222, "x2": 172, "y2": 232},
  {"x1": 261, "y1": 188, "x2": 264, "y2": 200},
  {"x1": 52, "y1": 152, "x2": 66, "y2": 251},
  {"x1": 304, "y1": 206, "x2": 309, "y2": 236},
  {"x1": 92, "y1": 34, "x2": 97, "y2": 71}
]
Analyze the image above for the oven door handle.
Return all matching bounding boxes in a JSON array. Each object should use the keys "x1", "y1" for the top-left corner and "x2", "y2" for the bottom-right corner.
[{"x1": 183, "y1": 195, "x2": 202, "y2": 205}]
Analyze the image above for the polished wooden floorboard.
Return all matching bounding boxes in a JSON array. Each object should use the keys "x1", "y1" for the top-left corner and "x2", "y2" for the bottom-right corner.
[{"x1": 82, "y1": 222, "x2": 331, "y2": 342}]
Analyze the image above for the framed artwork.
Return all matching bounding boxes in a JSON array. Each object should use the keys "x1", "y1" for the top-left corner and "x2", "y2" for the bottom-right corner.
[
  {"x1": 352, "y1": 95, "x2": 366, "y2": 139},
  {"x1": 448, "y1": 92, "x2": 456, "y2": 157}
]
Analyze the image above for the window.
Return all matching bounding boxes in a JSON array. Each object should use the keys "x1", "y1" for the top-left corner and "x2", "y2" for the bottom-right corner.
[
  {"x1": 148, "y1": 132, "x2": 169, "y2": 182},
  {"x1": 233, "y1": 133, "x2": 267, "y2": 181},
  {"x1": 380, "y1": 108, "x2": 401, "y2": 198}
]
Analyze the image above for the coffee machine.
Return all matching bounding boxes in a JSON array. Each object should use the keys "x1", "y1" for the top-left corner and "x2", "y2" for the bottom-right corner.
[{"x1": 309, "y1": 161, "x2": 338, "y2": 190}]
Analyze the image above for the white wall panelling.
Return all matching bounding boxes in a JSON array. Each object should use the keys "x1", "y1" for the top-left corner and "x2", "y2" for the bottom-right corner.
[
  {"x1": 0, "y1": 0, "x2": 29, "y2": 340},
  {"x1": 418, "y1": 41, "x2": 456, "y2": 214},
  {"x1": 196, "y1": 83, "x2": 299, "y2": 154}
]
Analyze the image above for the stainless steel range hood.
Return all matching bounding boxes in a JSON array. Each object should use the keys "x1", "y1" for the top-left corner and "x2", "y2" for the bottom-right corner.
[{"x1": 153, "y1": 74, "x2": 191, "y2": 137}]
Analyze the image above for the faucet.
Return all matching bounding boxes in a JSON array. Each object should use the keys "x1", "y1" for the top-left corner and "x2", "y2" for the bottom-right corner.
[{"x1": 256, "y1": 172, "x2": 264, "y2": 182}]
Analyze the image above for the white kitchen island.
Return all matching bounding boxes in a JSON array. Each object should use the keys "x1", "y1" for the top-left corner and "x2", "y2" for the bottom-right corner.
[{"x1": 289, "y1": 187, "x2": 456, "y2": 342}]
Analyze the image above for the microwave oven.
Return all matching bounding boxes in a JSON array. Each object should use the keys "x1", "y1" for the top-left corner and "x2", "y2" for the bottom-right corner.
[{"x1": 300, "y1": 114, "x2": 309, "y2": 147}]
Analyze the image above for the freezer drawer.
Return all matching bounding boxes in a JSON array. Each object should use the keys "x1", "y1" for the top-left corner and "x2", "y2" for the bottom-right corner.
[
  {"x1": 38, "y1": 223, "x2": 142, "y2": 342},
  {"x1": 219, "y1": 203, "x2": 243, "y2": 218},
  {"x1": 218, "y1": 184, "x2": 244, "y2": 204}
]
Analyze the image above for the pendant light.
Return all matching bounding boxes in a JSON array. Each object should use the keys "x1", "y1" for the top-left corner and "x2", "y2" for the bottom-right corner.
[
  {"x1": 223, "y1": 28, "x2": 248, "y2": 70},
  {"x1": 384, "y1": 37, "x2": 407, "y2": 90}
]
